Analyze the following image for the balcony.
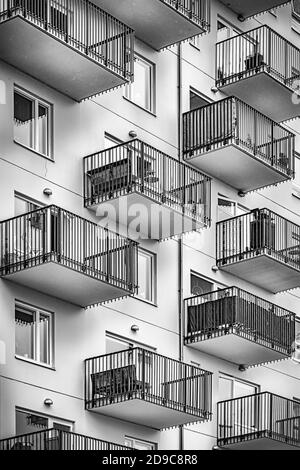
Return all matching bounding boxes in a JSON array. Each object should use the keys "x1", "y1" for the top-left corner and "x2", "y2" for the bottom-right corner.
[
  {"x1": 218, "y1": 1, "x2": 290, "y2": 20},
  {"x1": 216, "y1": 208, "x2": 300, "y2": 293},
  {"x1": 84, "y1": 139, "x2": 211, "y2": 240},
  {"x1": 185, "y1": 287, "x2": 295, "y2": 367},
  {"x1": 216, "y1": 26, "x2": 300, "y2": 122},
  {"x1": 92, "y1": 0, "x2": 210, "y2": 50},
  {"x1": 0, "y1": 0, "x2": 134, "y2": 101},
  {"x1": 218, "y1": 393, "x2": 300, "y2": 450},
  {"x1": 183, "y1": 98, "x2": 295, "y2": 193},
  {"x1": 0, "y1": 429, "x2": 131, "y2": 450},
  {"x1": 85, "y1": 348, "x2": 213, "y2": 430},
  {"x1": 0, "y1": 205, "x2": 138, "y2": 307}
]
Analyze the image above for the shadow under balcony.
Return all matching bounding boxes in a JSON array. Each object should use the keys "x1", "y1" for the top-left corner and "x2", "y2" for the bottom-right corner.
[
  {"x1": 84, "y1": 139, "x2": 211, "y2": 240},
  {"x1": 216, "y1": 25, "x2": 300, "y2": 122},
  {"x1": 0, "y1": 205, "x2": 138, "y2": 307},
  {"x1": 0, "y1": 1, "x2": 134, "y2": 101},
  {"x1": 217, "y1": 208, "x2": 300, "y2": 293},
  {"x1": 91, "y1": 0, "x2": 210, "y2": 50},
  {"x1": 0, "y1": 428, "x2": 131, "y2": 451},
  {"x1": 85, "y1": 348, "x2": 213, "y2": 430},
  {"x1": 183, "y1": 97, "x2": 295, "y2": 193},
  {"x1": 185, "y1": 287, "x2": 295, "y2": 368},
  {"x1": 218, "y1": 392, "x2": 300, "y2": 450},
  {"x1": 218, "y1": 1, "x2": 290, "y2": 20}
]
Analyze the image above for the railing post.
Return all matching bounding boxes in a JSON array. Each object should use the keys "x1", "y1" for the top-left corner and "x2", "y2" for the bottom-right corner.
[
  {"x1": 105, "y1": 229, "x2": 110, "y2": 282},
  {"x1": 140, "y1": 141, "x2": 145, "y2": 193},
  {"x1": 141, "y1": 349, "x2": 145, "y2": 400},
  {"x1": 85, "y1": 1, "x2": 89, "y2": 55},
  {"x1": 269, "y1": 393, "x2": 273, "y2": 437}
]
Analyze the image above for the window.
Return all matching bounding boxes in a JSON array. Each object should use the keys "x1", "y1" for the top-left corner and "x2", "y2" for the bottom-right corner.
[
  {"x1": 125, "y1": 436, "x2": 156, "y2": 450},
  {"x1": 104, "y1": 133, "x2": 122, "y2": 150},
  {"x1": 14, "y1": 87, "x2": 52, "y2": 158},
  {"x1": 217, "y1": 194, "x2": 248, "y2": 222},
  {"x1": 217, "y1": 18, "x2": 240, "y2": 43},
  {"x1": 189, "y1": 89, "x2": 210, "y2": 111},
  {"x1": 124, "y1": 55, "x2": 155, "y2": 113},
  {"x1": 219, "y1": 374, "x2": 259, "y2": 402},
  {"x1": 190, "y1": 273, "x2": 225, "y2": 296},
  {"x1": 14, "y1": 193, "x2": 42, "y2": 217},
  {"x1": 15, "y1": 302, "x2": 54, "y2": 367},
  {"x1": 137, "y1": 249, "x2": 156, "y2": 303}
]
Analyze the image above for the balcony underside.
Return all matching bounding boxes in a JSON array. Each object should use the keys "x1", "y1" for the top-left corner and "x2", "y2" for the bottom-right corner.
[
  {"x1": 0, "y1": 16, "x2": 126, "y2": 101},
  {"x1": 219, "y1": 254, "x2": 300, "y2": 293},
  {"x1": 89, "y1": 193, "x2": 203, "y2": 240},
  {"x1": 219, "y1": 435, "x2": 299, "y2": 450},
  {"x1": 90, "y1": 398, "x2": 204, "y2": 430},
  {"x1": 186, "y1": 332, "x2": 289, "y2": 367},
  {"x1": 219, "y1": 72, "x2": 300, "y2": 122},
  {"x1": 185, "y1": 145, "x2": 289, "y2": 192},
  {"x1": 219, "y1": 0, "x2": 289, "y2": 19},
  {"x1": 93, "y1": 0, "x2": 204, "y2": 50},
  {"x1": 2, "y1": 262, "x2": 130, "y2": 307}
]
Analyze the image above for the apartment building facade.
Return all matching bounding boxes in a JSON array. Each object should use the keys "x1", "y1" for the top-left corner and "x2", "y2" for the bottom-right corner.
[{"x1": 0, "y1": 0, "x2": 300, "y2": 451}]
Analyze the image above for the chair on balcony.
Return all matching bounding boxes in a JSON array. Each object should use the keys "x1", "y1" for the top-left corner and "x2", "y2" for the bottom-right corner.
[{"x1": 91, "y1": 364, "x2": 150, "y2": 406}]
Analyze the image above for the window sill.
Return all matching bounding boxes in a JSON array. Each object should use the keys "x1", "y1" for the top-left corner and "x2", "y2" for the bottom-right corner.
[
  {"x1": 15, "y1": 355, "x2": 55, "y2": 371},
  {"x1": 14, "y1": 140, "x2": 54, "y2": 162},
  {"x1": 123, "y1": 96, "x2": 157, "y2": 117},
  {"x1": 133, "y1": 296, "x2": 158, "y2": 308}
]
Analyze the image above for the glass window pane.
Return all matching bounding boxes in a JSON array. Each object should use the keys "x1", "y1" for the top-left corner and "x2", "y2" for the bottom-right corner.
[
  {"x1": 15, "y1": 307, "x2": 35, "y2": 360},
  {"x1": 14, "y1": 92, "x2": 34, "y2": 149},
  {"x1": 234, "y1": 380, "x2": 257, "y2": 398},
  {"x1": 190, "y1": 275, "x2": 213, "y2": 296},
  {"x1": 37, "y1": 104, "x2": 49, "y2": 156},
  {"x1": 138, "y1": 251, "x2": 152, "y2": 301},
  {"x1": 39, "y1": 313, "x2": 51, "y2": 365},
  {"x1": 125, "y1": 57, "x2": 152, "y2": 111},
  {"x1": 219, "y1": 376, "x2": 232, "y2": 401}
]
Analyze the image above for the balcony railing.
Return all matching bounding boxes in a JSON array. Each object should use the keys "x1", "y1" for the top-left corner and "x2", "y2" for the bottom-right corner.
[
  {"x1": 162, "y1": 0, "x2": 211, "y2": 31},
  {"x1": 92, "y1": 0, "x2": 210, "y2": 50},
  {"x1": 85, "y1": 348, "x2": 213, "y2": 428},
  {"x1": 217, "y1": 25, "x2": 299, "y2": 90},
  {"x1": 0, "y1": 0, "x2": 134, "y2": 98},
  {"x1": 84, "y1": 139, "x2": 211, "y2": 232},
  {"x1": 183, "y1": 97, "x2": 295, "y2": 190},
  {"x1": 0, "y1": 205, "x2": 138, "y2": 304},
  {"x1": 0, "y1": 429, "x2": 131, "y2": 451},
  {"x1": 218, "y1": 392, "x2": 300, "y2": 449},
  {"x1": 185, "y1": 286, "x2": 295, "y2": 361},
  {"x1": 217, "y1": 208, "x2": 300, "y2": 291},
  {"x1": 216, "y1": 25, "x2": 300, "y2": 121}
]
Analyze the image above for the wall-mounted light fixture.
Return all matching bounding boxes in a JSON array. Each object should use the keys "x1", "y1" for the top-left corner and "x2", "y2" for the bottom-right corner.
[
  {"x1": 129, "y1": 130, "x2": 138, "y2": 138},
  {"x1": 43, "y1": 188, "x2": 53, "y2": 197},
  {"x1": 44, "y1": 398, "x2": 53, "y2": 407},
  {"x1": 131, "y1": 324, "x2": 139, "y2": 333},
  {"x1": 211, "y1": 86, "x2": 219, "y2": 94},
  {"x1": 211, "y1": 265, "x2": 219, "y2": 273}
]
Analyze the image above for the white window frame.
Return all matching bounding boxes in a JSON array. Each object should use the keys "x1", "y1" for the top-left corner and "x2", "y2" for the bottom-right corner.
[
  {"x1": 217, "y1": 194, "x2": 249, "y2": 222},
  {"x1": 125, "y1": 436, "x2": 157, "y2": 450},
  {"x1": 190, "y1": 271, "x2": 225, "y2": 296},
  {"x1": 14, "y1": 86, "x2": 53, "y2": 159},
  {"x1": 15, "y1": 301, "x2": 54, "y2": 368},
  {"x1": 136, "y1": 248, "x2": 157, "y2": 304},
  {"x1": 16, "y1": 408, "x2": 74, "y2": 433},
  {"x1": 124, "y1": 55, "x2": 155, "y2": 113}
]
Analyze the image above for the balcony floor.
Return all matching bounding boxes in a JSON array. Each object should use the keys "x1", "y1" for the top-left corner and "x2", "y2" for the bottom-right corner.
[
  {"x1": 93, "y1": 0, "x2": 205, "y2": 50},
  {"x1": 186, "y1": 332, "x2": 289, "y2": 367},
  {"x1": 219, "y1": 436, "x2": 299, "y2": 450},
  {"x1": 90, "y1": 398, "x2": 204, "y2": 430},
  {"x1": 90, "y1": 192, "x2": 204, "y2": 240},
  {"x1": 0, "y1": 16, "x2": 126, "y2": 101},
  {"x1": 218, "y1": 0, "x2": 289, "y2": 19},
  {"x1": 185, "y1": 145, "x2": 289, "y2": 192},
  {"x1": 219, "y1": 72, "x2": 300, "y2": 122},
  {"x1": 2, "y1": 261, "x2": 130, "y2": 307},
  {"x1": 219, "y1": 254, "x2": 300, "y2": 293}
]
